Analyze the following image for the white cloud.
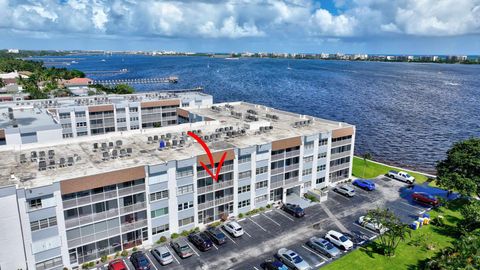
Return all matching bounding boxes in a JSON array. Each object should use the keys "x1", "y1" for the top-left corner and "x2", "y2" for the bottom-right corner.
[{"x1": 0, "y1": 0, "x2": 479, "y2": 41}]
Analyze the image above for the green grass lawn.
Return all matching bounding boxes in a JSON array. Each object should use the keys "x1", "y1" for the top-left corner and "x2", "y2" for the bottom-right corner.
[
  {"x1": 352, "y1": 156, "x2": 432, "y2": 185},
  {"x1": 322, "y1": 199, "x2": 465, "y2": 270}
]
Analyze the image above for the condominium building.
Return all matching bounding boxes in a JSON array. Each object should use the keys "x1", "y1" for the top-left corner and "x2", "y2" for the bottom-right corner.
[{"x1": 0, "y1": 96, "x2": 354, "y2": 270}]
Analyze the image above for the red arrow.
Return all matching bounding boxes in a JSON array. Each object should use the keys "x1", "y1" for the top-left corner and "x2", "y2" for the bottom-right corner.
[{"x1": 187, "y1": 131, "x2": 227, "y2": 182}]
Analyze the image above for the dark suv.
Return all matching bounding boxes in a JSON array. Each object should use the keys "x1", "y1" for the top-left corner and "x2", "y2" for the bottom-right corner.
[
  {"x1": 188, "y1": 232, "x2": 213, "y2": 251},
  {"x1": 205, "y1": 226, "x2": 227, "y2": 245},
  {"x1": 130, "y1": 251, "x2": 151, "y2": 270},
  {"x1": 282, "y1": 203, "x2": 305, "y2": 217}
]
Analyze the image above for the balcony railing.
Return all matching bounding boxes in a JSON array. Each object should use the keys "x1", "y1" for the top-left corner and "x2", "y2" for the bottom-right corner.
[
  {"x1": 197, "y1": 180, "x2": 234, "y2": 194},
  {"x1": 197, "y1": 164, "x2": 234, "y2": 178},
  {"x1": 121, "y1": 219, "x2": 148, "y2": 233},
  {"x1": 198, "y1": 200, "x2": 215, "y2": 211},
  {"x1": 63, "y1": 190, "x2": 118, "y2": 209},
  {"x1": 119, "y1": 202, "x2": 147, "y2": 215},
  {"x1": 67, "y1": 227, "x2": 120, "y2": 248},
  {"x1": 284, "y1": 177, "x2": 300, "y2": 186},
  {"x1": 330, "y1": 163, "x2": 350, "y2": 172},
  {"x1": 118, "y1": 184, "x2": 145, "y2": 197},
  {"x1": 65, "y1": 208, "x2": 119, "y2": 229},
  {"x1": 270, "y1": 167, "x2": 284, "y2": 175},
  {"x1": 332, "y1": 138, "x2": 352, "y2": 147},
  {"x1": 271, "y1": 153, "x2": 285, "y2": 161},
  {"x1": 215, "y1": 195, "x2": 234, "y2": 205},
  {"x1": 270, "y1": 180, "x2": 283, "y2": 189},
  {"x1": 285, "y1": 150, "x2": 300, "y2": 158},
  {"x1": 284, "y1": 163, "x2": 299, "y2": 172},
  {"x1": 330, "y1": 151, "x2": 351, "y2": 160}
]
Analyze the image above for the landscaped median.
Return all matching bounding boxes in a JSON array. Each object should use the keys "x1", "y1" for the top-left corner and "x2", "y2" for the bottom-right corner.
[
  {"x1": 352, "y1": 156, "x2": 432, "y2": 185},
  {"x1": 321, "y1": 199, "x2": 466, "y2": 270}
]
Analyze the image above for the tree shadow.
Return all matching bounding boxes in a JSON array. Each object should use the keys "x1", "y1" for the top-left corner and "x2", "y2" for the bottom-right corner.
[{"x1": 359, "y1": 242, "x2": 385, "y2": 259}]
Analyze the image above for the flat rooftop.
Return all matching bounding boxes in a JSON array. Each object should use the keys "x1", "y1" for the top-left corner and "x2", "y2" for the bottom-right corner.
[
  {"x1": 0, "y1": 101, "x2": 352, "y2": 189},
  {"x1": 0, "y1": 106, "x2": 58, "y2": 129}
]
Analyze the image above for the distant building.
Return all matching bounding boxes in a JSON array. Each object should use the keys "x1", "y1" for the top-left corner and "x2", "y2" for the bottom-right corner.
[
  {"x1": 320, "y1": 53, "x2": 329, "y2": 59},
  {"x1": 7, "y1": 49, "x2": 19, "y2": 54},
  {"x1": 447, "y1": 55, "x2": 468, "y2": 62}
]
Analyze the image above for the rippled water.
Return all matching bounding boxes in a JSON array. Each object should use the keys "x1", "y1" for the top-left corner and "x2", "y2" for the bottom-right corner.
[{"x1": 43, "y1": 55, "x2": 480, "y2": 173}]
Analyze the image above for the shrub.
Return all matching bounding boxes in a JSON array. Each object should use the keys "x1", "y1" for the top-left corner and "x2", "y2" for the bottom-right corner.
[
  {"x1": 115, "y1": 251, "x2": 120, "y2": 258},
  {"x1": 431, "y1": 216, "x2": 445, "y2": 227},
  {"x1": 181, "y1": 230, "x2": 190, "y2": 237},
  {"x1": 238, "y1": 213, "x2": 244, "y2": 218},
  {"x1": 259, "y1": 207, "x2": 265, "y2": 211},
  {"x1": 266, "y1": 204, "x2": 272, "y2": 209},
  {"x1": 157, "y1": 236, "x2": 167, "y2": 244},
  {"x1": 132, "y1": 247, "x2": 137, "y2": 252},
  {"x1": 210, "y1": 221, "x2": 222, "y2": 227},
  {"x1": 121, "y1": 250, "x2": 129, "y2": 257},
  {"x1": 171, "y1": 233, "x2": 180, "y2": 239},
  {"x1": 304, "y1": 193, "x2": 319, "y2": 202},
  {"x1": 81, "y1": 263, "x2": 89, "y2": 269},
  {"x1": 100, "y1": 255, "x2": 108, "y2": 263},
  {"x1": 194, "y1": 227, "x2": 200, "y2": 232}
]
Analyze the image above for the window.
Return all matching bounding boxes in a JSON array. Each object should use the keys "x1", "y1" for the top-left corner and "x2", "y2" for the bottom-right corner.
[
  {"x1": 179, "y1": 216, "x2": 194, "y2": 227},
  {"x1": 30, "y1": 216, "x2": 57, "y2": 232},
  {"x1": 332, "y1": 135, "x2": 352, "y2": 143},
  {"x1": 76, "y1": 122, "x2": 87, "y2": 128},
  {"x1": 75, "y1": 112, "x2": 86, "y2": 118},
  {"x1": 303, "y1": 156, "x2": 313, "y2": 163},
  {"x1": 129, "y1": 107, "x2": 138, "y2": 113},
  {"x1": 176, "y1": 166, "x2": 193, "y2": 178},
  {"x1": 256, "y1": 166, "x2": 268, "y2": 175},
  {"x1": 330, "y1": 156, "x2": 351, "y2": 167},
  {"x1": 331, "y1": 145, "x2": 351, "y2": 154},
  {"x1": 117, "y1": 118, "x2": 126, "y2": 123},
  {"x1": 77, "y1": 131, "x2": 88, "y2": 137},
  {"x1": 152, "y1": 224, "x2": 169, "y2": 235},
  {"x1": 35, "y1": 256, "x2": 62, "y2": 270},
  {"x1": 238, "y1": 170, "x2": 252, "y2": 179},
  {"x1": 302, "y1": 168, "x2": 312, "y2": 176},
  {"x1": 317, "y1": 164, "x2": 326, "y2": 171},
  {"x1": 178, "y1": 201, "x2": 194, "y2": 211},
  {"x1": 318, "y1": 152, "x2": 327, "y2": 158},
  {"x1": 238, "y1": 185, "x2": 251, "y2": 194},
  {"x1": 59, "y1": 113, "x2": 70, "y2": 119},
  {"x1": 238, "y1": 199, "x2": 250, "y2": 208},
  {"x1": 177, "y1": 184, "x2": 194, "y2": 195},
  {"x1": 130, "y1": 116, "x2": 139, "y2": 122},
  {"x1": 116, "y1": 108, "x2": 126, "y2": 113},
  {"x1": 255, "y1": 180, "x2": 268, "y2": 190},
  {"x1": 63, "y1": 133, "x2": 73, "y2": 138},
  {"x1": 238, "y1": 154, "x2": 251, "y2": 163},
  {"x1": 304, "y1": 141, "x2": 314, "y2": 149},
  {"x1": 151, "y1": 207, "x2": 169, "y2": 218},
  {"x1": 255, "y1": 194, "x2": 268, "y2": 204},
  {"x1": 61, "y1": 123, "x2": 72, "y2": 129},
  {"x1": 319, "y1": 138, "x2": 328, "y2": 146},
  {"x1": 149, "y1": 190, "x2": 169, "y2": 202},
  {"x1": 130, "y1": 125, "x2": 139, "y2": 130},
  {"x1": 29, "y1": 198, "x2": 42, "y2": 209},
  {"x1": 316, "y1": 177, "x2": 325, "y2": 184}
]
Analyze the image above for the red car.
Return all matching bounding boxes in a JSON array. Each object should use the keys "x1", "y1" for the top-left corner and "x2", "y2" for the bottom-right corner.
[
  {"x1": 108, "y1": 259, "x2": 127, "y2": 270},
  {"x1": 412, "y1": 192, "x2": 439, "y2": 206}
]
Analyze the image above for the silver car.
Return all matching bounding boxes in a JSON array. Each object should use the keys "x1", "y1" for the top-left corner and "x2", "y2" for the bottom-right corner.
[
  {"x1": 307, "y1": 236, "x2": 341, "y2": 258},
  {"x1": 334, "y1": 184, "x2": 355, "y2": 197},
  {"x1": 277, "y1": 248, "x2": 312, "y2": 270},
  {"x1": 152, "y1": 245, "x2": 173, "y2": 265}
]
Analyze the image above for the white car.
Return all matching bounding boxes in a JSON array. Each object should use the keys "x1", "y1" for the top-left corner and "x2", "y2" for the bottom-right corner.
[
  {"x1": 358, "y1": 216, "x2": 388, "y2": 234},
  {"x1": 277, "y1": 248, "x2": 312, "y2": 270},
  {"x1": 325, "y1": 230, "x2": 353, "y2": 250},
  {"x1": 223, "y1": 221, "x2": 244, "y2": 237},
  {"x1": 334, "y1": 184, "x2": 355, "y2": 197},
  {"x1": 152, "y1": 245, "x2": 173, "y2": 265}
]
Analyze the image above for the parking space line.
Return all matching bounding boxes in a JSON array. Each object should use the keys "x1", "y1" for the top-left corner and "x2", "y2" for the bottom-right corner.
[
  {"x1": 302, "y1": 245, "x2": 329, "y2": 261},
  {"x1": 251, "y1": 213, "x2": 260, "y2": 217},
  {"x1": 274, "y1": 209, "x2": 295, "y2": 221},
  {"x1": 352, "y1": 222, "x2": 379, "y2": 236},
  {"x1": 123, "y1": 259, "x2": 131, "y2": 270},
  {"x1": 265, "y1": 210, "x2": 273, "y2": 213},
  {"x1": 330, "y1": 191, "x2": 351, "y2": 201},
  {"x1": 186, "y1": 242, "x2": 200, "y2": 257},
  {"x1": 249, "y1": 218, "x2": 267, "y2": 231},
  {"x1": 253, "y1": 267, "x2": 260, "y2": 270},
  {"x1": 165, "y1": 246, "x2": 180, "y2": 264},
  {"x1": 244, "y1": 229, "x2": 252, "y2": 237},
  {"x1": 212, "y1": 243, "x2": 219, "y2": 250},
  {"x1": 316, "y1": 261, "x2": 326, "y2": 267},
  {"x1": 145, "y1": 251, "x2": 159, "y2": 270},
  {"x1": 399, "y1": 201, "x2": 430, "y2": 211},
  {"x1": 261, "y1": 213, "x2": 281, "y2": 226},
  {"x1": 238, "y1": 218, "x2": 246, "y2": 222},
  {"x1": 220, "y1": 227, "x2": 238, "y2": 244}
]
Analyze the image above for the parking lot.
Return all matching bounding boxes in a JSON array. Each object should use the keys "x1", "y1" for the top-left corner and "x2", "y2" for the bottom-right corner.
[{"x1": 100, "y1": 176, "x2": 439, "y2": 270}]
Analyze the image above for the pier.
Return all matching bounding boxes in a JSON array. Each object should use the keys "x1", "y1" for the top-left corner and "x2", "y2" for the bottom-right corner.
[{"x1": 93, "y1": 76, "x2": 178, "y2": 85}]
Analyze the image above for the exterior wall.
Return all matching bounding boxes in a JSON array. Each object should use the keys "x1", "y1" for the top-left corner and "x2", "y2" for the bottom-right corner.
[
  {"x1": 0, "y1": 186, "x2": 27, "y2": 270},
  {"x1": 36, "y1": 128, "x2": 63, "y2": 143}
]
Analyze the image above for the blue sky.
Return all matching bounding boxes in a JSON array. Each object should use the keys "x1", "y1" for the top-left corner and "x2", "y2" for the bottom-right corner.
[{"x1": 1, "y1": 0, "x2": 479, "y2": 54}]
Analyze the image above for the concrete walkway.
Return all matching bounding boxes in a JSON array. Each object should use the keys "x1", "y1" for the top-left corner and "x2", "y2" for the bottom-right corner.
[{"x1": 320, "y1": 203, "x2": 348, "y2": 233}]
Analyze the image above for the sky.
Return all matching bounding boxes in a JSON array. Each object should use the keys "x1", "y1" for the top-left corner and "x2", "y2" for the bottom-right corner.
[{"x1": 0, "y1": 0, "x2": 479, "y2": 54}]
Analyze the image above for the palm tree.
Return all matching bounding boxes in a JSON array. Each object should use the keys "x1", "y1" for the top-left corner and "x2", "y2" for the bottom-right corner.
[{"x1": 362, "y1": 152, "x2": 372, "y2": 178}]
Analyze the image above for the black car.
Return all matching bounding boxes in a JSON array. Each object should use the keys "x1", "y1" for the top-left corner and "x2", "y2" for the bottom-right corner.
[
  {"x1": 282, "y1": 203, "x2": 305, "y2": 217},
  {"x1": 205, "y1": 226, "x2": 227, "y2": 245},
  {"x1": 188, "y1": 232, "x2": 213, "y2": 251},
  {"x1": 130, "y1": 251, "x2": 151, "y2": 270},
  {"x1": 261, "y1": 259, "x2": 289, "y2": 270}
]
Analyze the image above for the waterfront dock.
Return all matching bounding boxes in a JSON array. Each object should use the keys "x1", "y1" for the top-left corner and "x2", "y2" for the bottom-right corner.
[{"x1": 93, "y1": 76, "x2": 178, "y2": 85}]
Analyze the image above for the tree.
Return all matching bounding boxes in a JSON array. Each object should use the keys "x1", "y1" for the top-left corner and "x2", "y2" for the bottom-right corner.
[
  {"x1": 366, "y1": 208, "x2": 411, "y2": 256},
  {"x1": 436, "y1": 138, "x2": 480, "y2": 197},
  {"x1": 459, "y1": 200, "x2": 480, "y2": 233},
  {"x1": 362, "y1": 152, "x2": 372, "y2": 177},
  {"x1": 424, "y1": 232, "x2": 479, "y2": 269},
  {"x1": 0, "y1": 78, "x2": 5, "y2": 88}
]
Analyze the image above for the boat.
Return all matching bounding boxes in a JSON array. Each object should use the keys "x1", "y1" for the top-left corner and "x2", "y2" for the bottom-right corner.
[
  {"x1": 225, "y1": 57, "x2": 240, "y2": 60},
  {"x1": 120, "y1": 68, "x2": 128, "y2": 72},
  {"x1": 101, "y1": 59, "x2": 106, "y2": 62},
  {"x1": 71, "y1": 60, "x2": 78, "y2": 64},
  {"x1": 287, "y1": 63, "x2": 292, "y2": 70}
]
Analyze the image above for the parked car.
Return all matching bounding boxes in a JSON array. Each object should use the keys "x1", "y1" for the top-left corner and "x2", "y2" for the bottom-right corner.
[
  {"x1": 170, "y1": 239, "x2": 194, "y2": 259},
  {"x1": 282, "y1": 203, "x2": 305, "y2": 217},
  {"x1": 151, "y1": 245, "x2": 173, "y2": 265},
  {"x1": 261, "y1": 258, "x2": 289, "y2": 270},
  {"x1": 387, "y1": 170, "x2": 415, "y2": 184},
  {"x1": 188, "y1": 232, "x2": 213, "y2": 251},
  {"x1": 358, "y1": 216, "x2": 388, "y2": 234},
  {"x1": 130, "y1": 251, "x2": 151, "y2": 270},
  {"x1": 223, "y1": 221, "x2": 244, "y2": 237},
  {"x1": 205, "y1": 226, "x2": 227, "y2": 245},
  {"x1": 412, "y1": 192, "x2": 439, "y2": 206},
  {"x1": 333, "y1": 184, "x2": 355, "y2": 197},
  {"x1": 108, "y1": 259, "x2": 127, "y2": 270},
  {"x1": 352, "y1": 179, "x2": 376, "y2": 191},
  {"x1": 277, "y1": 248, "x2": 312, "y2": 270},
  {"x1": 306, "y1": 236, "x2": 341, "y2": 258},
  {"x1": 325, "y1": 230, "x2": 353, "y2": 250}
]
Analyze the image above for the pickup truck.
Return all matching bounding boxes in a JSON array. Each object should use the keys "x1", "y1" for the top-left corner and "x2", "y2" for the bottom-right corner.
[{"x1": 387, "y1": 170, "x2": 415, "y2": 184}]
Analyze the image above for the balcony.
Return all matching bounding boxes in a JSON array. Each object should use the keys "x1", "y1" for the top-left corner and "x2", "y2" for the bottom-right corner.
[
  {"x1": 197, "y1": 180, "x2": 234, "y2": 194},
  {"x1": 271, "y1": 167, "x2": 284, "y2": 175},
  {"x1": 284, "y1": 163, "x2": 299, "y2": 172},
  {"x1": 284, "y1": 177, "x2": 299, "y2": 186},
  {"x1": 67, "y1": 227, "x2": 120, "y2": 248},
  {"x1": 330, "y1": 163, "x2": 351, "y2": 172},
  {"x1": 121, "y1": 219, "x2": 148, "y2": 233},
  {"x1": 197, "y1": 164, "x2": 234, "y2": 178},
  {"x1": 65, "y1": 208, "x2": 119, "y2": 229},
  {"x1": 119, "y1": 202, "x2": 147, "y2": 215},
  {"x1": 215, "y1": 195, "x2": 234, "y2": 205},
  {"x1": 198, "y1": 200, "x2": 215, "y2": 211},
  {"x1": 285, "y1": 150, "x2": 300, "y2": 158},
  {"x1": 271, "y1": 153, "x2": 285, "y2": 161},
  {"x1": 63, "y1": 190, "x2": 118, "y2": 209},
  {"x1": 270, "y1": 180, "x2": 283, "y2": 189},
  {"x1": 330, "y1": 151, "x2": 351, "y2": 160},
  {"x1": 118, "y1": 184, "x2": 145, "y2": 197},
  {"x1": 332, "y1": 138, "x2": 352, "y2": 147}
]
